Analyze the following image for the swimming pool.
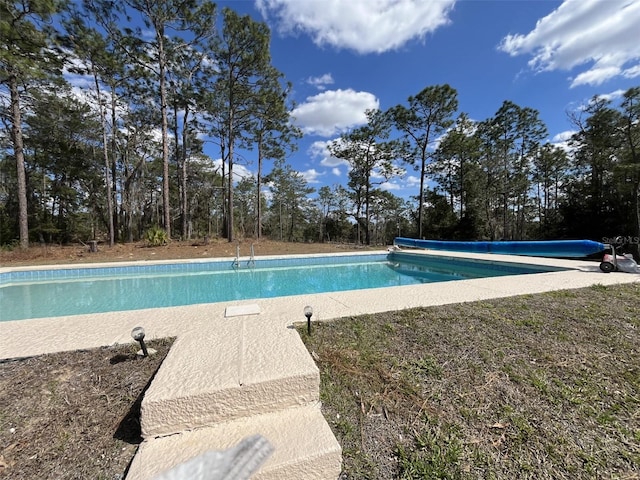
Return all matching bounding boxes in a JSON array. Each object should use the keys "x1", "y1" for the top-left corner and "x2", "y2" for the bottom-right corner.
[{"x1": 0, "y1": 252, "x2": 566, "y2": 322}]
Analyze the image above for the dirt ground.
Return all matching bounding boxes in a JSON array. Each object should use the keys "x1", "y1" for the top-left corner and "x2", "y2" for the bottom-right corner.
[
  {"x1": 0, "y1": 239, "x2": 375, "y2": 267},
  {"x1": 0, "y1": 339, "x2": 173, "y2": 480}
]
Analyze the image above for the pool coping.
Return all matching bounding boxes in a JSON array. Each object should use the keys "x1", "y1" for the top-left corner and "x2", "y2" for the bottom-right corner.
[
  {"x1": 0, "y1": 250, "x2": 382, "y2": 275},
  {"x1": 1, "y1": 248, "x2": 639, "y2": 360}
]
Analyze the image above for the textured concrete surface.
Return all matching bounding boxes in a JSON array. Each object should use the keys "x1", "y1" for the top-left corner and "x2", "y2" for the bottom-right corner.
[
  {"x1": 135, "y1": 311, "x2": 335, "y2": 479},
  {"x1": 141, "y1": 315, "x2": 319, "y2": 437},
  {"x1": 226, "y1": 304, "x2": 261, "y2": 317},
  {"x1": 128, "y1": 404, "x2": 342, "y2": 480}
]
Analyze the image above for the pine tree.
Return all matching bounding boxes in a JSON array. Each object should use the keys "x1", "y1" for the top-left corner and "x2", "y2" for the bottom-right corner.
[
  {"x1": 0, "y1": 0, "x2": 66, "y2": 248},
  {"x1": 389, "y1": 85, "x2": 458, "y2": 238}
]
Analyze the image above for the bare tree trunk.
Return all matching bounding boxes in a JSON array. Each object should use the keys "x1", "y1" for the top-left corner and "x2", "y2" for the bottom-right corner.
[
  {"x1": 257, "y1": 138, "x2": 263, "y2": 239},
  {"x1": 110, "y1": 87, "x2": 119, "y2": 241},
  {"x1": 633, "y1": 182, "x2": 640, "y2": 261},
  {"x1": 227, "y1": 106, "x2": 234, "y2": 242},
  {"x1": 158, "y1": 32, "x2": 171, "y2": 237},
  {"x1": 9, "y1": 73, "x2": 29, "y2": 249},
  {"x1": 181, "y1": 105, "x2": 190, "y2": 239},
  {"x1": 93, "y1": 66, "x2": 114, "y2": 247},
  {"x1": 220, "y1": 142, "x2": 227, "y2": 238},
  {"x1": 365, "y1": 182, "x2": 371, "y2": 245},
  {"x1": 173, "y1": 102, "x2": 181, "y2": 236},
  {"x1": 418, "y1": 155, "x2": 426, "y2": 239},
  {"x1": 228, "y1": 150, "x2": 234, "y2": 242}
]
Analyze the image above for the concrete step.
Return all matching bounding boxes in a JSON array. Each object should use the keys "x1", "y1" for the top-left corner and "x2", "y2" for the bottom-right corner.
[
  {"x1": 140, "y1": 314, "x2": 320, "y2": 437},
  {"x1": 126, "y1": 404, "x2": 342, "y2": 480}
]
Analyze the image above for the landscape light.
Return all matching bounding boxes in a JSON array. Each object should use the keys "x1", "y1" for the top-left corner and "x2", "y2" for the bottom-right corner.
[
  {"x1": 304, "y1": 306, "x2": 313, "y2": 336},
  {"x1": 131, "y1": 326, "x2": 149, "y2": 357}
]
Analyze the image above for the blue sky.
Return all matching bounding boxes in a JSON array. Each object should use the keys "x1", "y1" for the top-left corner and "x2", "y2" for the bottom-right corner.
[{"x1": 210, "y1": 0, "x2": 640, "y2": 199}]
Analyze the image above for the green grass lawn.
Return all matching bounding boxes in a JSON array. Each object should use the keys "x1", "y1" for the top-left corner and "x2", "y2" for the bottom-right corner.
[{"x1": 299, "y1": 283, "x2": 640, "y2": 479}]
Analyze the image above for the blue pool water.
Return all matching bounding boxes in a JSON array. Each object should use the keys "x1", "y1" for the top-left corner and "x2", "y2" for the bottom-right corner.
[{"x1": 0, "y1": 252, "x2": 565, "y2": 321}]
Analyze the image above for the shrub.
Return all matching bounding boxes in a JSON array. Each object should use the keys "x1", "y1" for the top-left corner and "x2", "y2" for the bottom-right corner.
[{"x1": 145, "y1": 226, "x2": 168, "y2": 247}]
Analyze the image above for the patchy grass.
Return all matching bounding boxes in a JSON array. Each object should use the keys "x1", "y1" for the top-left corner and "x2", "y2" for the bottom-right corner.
[
  {"x1": 0, "y1": 339, "x2": 172, "y2": 479},
  {"x1": 298, "y1": 283, "x2": 640, "y2": 479}
]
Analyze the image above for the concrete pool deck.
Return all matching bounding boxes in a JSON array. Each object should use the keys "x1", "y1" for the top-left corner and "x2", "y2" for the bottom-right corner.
[{"x1": 1, "y1": 249, "x2": 639, "y2": 479}]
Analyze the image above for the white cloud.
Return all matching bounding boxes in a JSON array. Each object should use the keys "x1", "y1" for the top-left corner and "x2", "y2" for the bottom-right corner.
[
  {"x1": 498, "y1": 0, "x2": 640, "y2": 87},
  {"x1": 595, "y1": 89, "x2": 626, "y2": 102},
  {"x1": 371, "y1": 170, "x2": 385, "y2": 181},
  {"x1": 257, "y1": 0, "x2": 456, "y2": 54},
  {"x1": 141, "y1": 29, "x2": 156, "y2": 41},
  {"x1": 212, "y1": 158, "x2": 254, "y2": 182},
  {"x1": 307, "y1": 73, "x2": 334, "y2": 90},
  {"x1": 406, "y1": 175, "x2": 421, "y2": 188},
  {"x1": 380, "y1": 181, "x2": 401, "y2": 191},
  {"x1": 551, "y1": 130, "x2": 576, "y2": 144},
  {"x1": 65, "y1": 72, "x2": 94, "y2": 90},
  {"x1": 623, "y1": 64, "x2": 640, "y2": 79},
  {"x1": 571, "y1": 67, "x2": 621, "y2": 88},
  {"x1": 302, "y1": 168, "x2": 323, "y2": 184},
  {"x1": 291, "y1": 88, "x2": 379, "y2": 136},
  {"x1": 550, "y1": 130, "x2": 577, "y2": 152},
  {"x1": 331, "y1": 167, "x2": 342, "y2": 177},
  {"x1": 308, "y1": 140, "x2": 350, "y2": 168},
  {"x1": 308, "y1": 140, "x2": 330, "y2": 158},
  {"x1": 61, "y1": 50, "x2": 94, "y2": 89}
]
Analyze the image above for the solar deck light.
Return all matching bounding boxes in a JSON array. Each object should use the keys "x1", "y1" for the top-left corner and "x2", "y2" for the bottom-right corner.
[
  {"x1": 304, "y1": 306, "x2": 313, "y2": 336},
  {"x1": 131, "y1": 326, "x2": 149, "y2": 357}
]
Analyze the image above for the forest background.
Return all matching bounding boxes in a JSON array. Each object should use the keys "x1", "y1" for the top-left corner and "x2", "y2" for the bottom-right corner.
[{"x1": 1, "y1": 0, "x2": 639, "y2": 258}]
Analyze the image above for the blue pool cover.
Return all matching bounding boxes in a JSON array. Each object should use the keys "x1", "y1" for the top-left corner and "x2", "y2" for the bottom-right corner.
[{"x1": 394, "y1": 237, "x2": 607, "y2": 258}]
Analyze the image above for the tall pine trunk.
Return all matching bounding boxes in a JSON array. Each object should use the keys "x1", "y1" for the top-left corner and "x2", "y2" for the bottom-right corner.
[
  {"x1": 181, "y1": 105, "x2": 190, "y2": 239},
  {"x1": 9, "y1": 73, "x2": 29, "y2": 249},
  {"x1": 257, "y1": 133, "x2": 263, "y2": 239},
  {"x1": 158, "y1": 31, "x2": 171, "y2": 237},
  {"x1": 110, "y1": 86, "x2": 119, "y2": 241},
  {"x1": 93, "y1": 66, "x2": 114, "y2": 247},
  {"x1": 227, "y1": 106, "x2": 234, "y2": 242}
]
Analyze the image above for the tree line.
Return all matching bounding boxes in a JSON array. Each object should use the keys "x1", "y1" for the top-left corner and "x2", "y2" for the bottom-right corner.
[
  {"x1": 1, "y1": 0, "x2": 299, "y2": 248},
  {"x1": 1, "y1": 1, "x2": 639, "y2": 258},
  {"x1": 332, "y1": 85, "x2": 639, "y2": 257}
]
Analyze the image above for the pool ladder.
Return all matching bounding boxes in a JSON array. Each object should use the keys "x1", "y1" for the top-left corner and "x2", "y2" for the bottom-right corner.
[
  {"x1": 232, "y1": 243, "x2": 256, "y2": 268},
  {"x1": 248, "y1": 244, "x2": 256, "y2": 267}
]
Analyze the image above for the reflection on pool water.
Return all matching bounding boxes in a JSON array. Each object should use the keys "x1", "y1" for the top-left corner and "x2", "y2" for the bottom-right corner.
[{"x1": 0, "y1": 252, "x2": 566, "y2": 321}]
